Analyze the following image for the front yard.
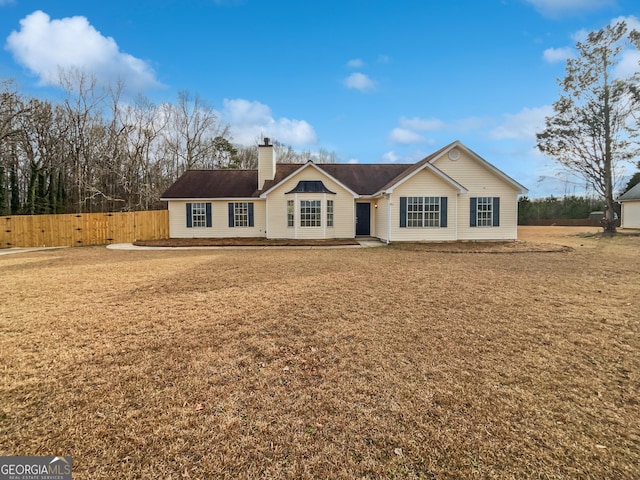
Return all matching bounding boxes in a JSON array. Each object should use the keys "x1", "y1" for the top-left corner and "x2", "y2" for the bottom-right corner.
[{"x1": 1, "y1": 227, "x2": 638, "y2": 478}]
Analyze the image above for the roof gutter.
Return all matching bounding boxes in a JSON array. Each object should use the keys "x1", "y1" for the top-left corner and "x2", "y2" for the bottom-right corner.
[{"x1": 160, "y1": 197, "x2": 265, "y2": 202}]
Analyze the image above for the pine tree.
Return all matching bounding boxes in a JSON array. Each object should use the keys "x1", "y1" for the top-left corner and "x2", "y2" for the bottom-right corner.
[
  {"x1": 26, "y1": 163, "x2": 38, "y2": 215},
  {"x1": 36, "y1": 170, "x2": 48, "y2": 214},
  {"x1": 0, "y1": 164, "x2": 6, "y2": 215},
  {"x1": 9, "y1": 161, "x2": 20, "y2": 215},
  {"x1": 56, "y1": 171, "x2": 66, "y2": 214},
  {"x1": 623, "y1": 161, "x2": 640, "y2": 193}
]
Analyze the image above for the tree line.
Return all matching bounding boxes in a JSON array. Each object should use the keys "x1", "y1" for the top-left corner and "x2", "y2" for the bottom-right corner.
[
  {"x1": 518, "y1": 195, "x2": 607, "y2": 223},
  {"x1": 0, "y1": 71, "x2": 336, "y2": 215}
]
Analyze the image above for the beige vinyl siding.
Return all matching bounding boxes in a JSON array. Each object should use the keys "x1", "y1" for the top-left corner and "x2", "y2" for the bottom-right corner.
[
  {"x1": 432, "y1": 150, "x2": 520, "y2": 240},
  {"x1": 168, "y1": 200, "x2": 266, "y2": 238},
  {"x1": 621, "y1": 201, "x2": 640, "y2": 228},
  {"x1": 388, "y1": 169, "x2": 458, "y2": 241},
  {"x1": 265, "y1": 167, "x2": 355, "y2": 239},
  {"x1": 374, "y1": 195, "x2": 390, "y2": 241}
]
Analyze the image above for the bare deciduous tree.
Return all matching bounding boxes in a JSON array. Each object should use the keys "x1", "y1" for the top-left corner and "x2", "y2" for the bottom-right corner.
[
  {"x1": 161, "y1": 91, "x2": 229, "y2": 178},
  {"x1": 537, "y1": 21, "x2": 640, "y2": 233}
]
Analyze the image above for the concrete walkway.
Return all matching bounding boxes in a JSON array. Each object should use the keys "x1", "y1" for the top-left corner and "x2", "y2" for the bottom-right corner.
[
  {"x1": 1, "y1": 239, "x2": 385, "y2": 256},
  {"x1": 0, "y1": 246, "x2": 67, "y2": 256}
]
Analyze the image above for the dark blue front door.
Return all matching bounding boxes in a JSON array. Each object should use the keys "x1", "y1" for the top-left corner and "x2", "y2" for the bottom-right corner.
[{"x1": 356, "y1": 203, "x2": 371, "y2": 236}]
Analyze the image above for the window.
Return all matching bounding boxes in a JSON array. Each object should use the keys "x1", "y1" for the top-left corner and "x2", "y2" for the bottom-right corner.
[
  {"x1": 300, "y1": 200, "x2": 321, "y2": 227},
  {"x1": 424, "y1": 197, "x2": 441, "y2": 227},
  {"x1": 228, "y1": 202, "x2": 254, "y2": 227},
  {"x1": 187, "y1": 202, "x2": 211, "y2": 228},
  {"x1": 234, "y1": 202, "x2": 249, "y2": 227},
  {"x1": 400, "y1": 197, "x2": 447, "y2": 228},
  {"x1": 406, "y1": 196, "x2": 440, "y2": 227},
  {"x1": 287, "y1": 200, "x2": 294, "y2": 227},
  {"x1": 406, "y1": 196, "x2": 423, "y2": 227},
  {"x1": 327, "y1": 200, "x2": 334, "y2": 227},
  {"x1": 476, "y1": 197, "x2": 493, "y2": 227},
  {"x1": 470, "y1": 197, "x2": 499, "y2": 227},
  {"x1": 192, "y1": 202, "x2": 207, "y2": 227}
]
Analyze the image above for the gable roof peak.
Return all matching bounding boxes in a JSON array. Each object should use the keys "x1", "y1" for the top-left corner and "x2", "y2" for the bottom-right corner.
[{"x1": 429, "y1": 141, "x2": 528, "y2": 194}]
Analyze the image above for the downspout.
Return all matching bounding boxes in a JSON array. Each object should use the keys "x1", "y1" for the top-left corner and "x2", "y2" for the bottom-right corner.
[
  {"x1": 386, "y1": 193, "x2": 391, "y2": 245},
  {"x1": 353, "y1": 200, "x2": 356, "y2": 238},
  {"x1": 455, "y1": 193, "x2": 458, "y2": 240},
  {"x1": 323, "y1": 193, "x2": 327, "y2": 239},
  {"x1": 514, "y1": 195, "x2": 519, "y2": 240},
  {"x1": 265, "y1": 196, "x2": 269, "y2": 239},
  {"x1": 294, "y1": 193, "x2": 298, "y2": 239}
]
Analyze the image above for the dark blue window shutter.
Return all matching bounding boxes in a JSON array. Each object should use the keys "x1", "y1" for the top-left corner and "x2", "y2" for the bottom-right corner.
[
  {"x1": 440, "y1": 197, "x2": 448, "y2": 228},
  {"x1": 248, "y1": 203, "x2": 254, "y2": 227},
  {"x1": 400, "y1": 197, "x2": 407, "y2": 228},
  {"x1": 470, "y1": 198, "x2": 477, "y2": 227},
  {"x1": 186, "y1": 203, "x2": 193, "y2": 228},
  {"x1": 493, "y1": 197, "x2": 500, "y2": 227},
  {"x1": 205, "y1": 203, "x2": 212, "y2": 227},
  {"x1": 228, "y1": 203, "x2": 234, "y2": 227}
]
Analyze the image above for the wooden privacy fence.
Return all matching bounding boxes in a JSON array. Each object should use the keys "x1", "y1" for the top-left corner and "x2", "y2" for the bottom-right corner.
[{"x1": 1, "y1": 210, "x2": 169, "y2": 248}]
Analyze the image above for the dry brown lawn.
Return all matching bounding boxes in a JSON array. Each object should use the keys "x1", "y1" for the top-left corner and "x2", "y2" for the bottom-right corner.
[{"x1": 1, "y1": 227, "x2": 638, "y2": 479}]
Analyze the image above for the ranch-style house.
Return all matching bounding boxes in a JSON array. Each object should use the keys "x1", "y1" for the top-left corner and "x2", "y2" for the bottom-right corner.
[{"x1": 161, "y1": 139, "x2": 528, "y2": 242}]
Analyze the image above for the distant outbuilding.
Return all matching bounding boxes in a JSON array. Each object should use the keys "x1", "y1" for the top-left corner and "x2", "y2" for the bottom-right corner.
[{"x1": 617, "y1": 183, "x2": 640, "y2": 229}]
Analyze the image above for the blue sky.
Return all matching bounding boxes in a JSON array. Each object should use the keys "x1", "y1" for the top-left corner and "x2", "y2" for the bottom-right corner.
[{"x1": 1, "y1": 0, "x2": 639, "y2": 198}]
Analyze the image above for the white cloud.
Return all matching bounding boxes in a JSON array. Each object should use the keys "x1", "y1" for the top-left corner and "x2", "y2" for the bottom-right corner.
[
  {"x1": 616, "y1": 49, "x2": 640, "y2": 78},
  {"x1": 347, "y1": 158, "x2": 359, "y2": 164},
  {"x1": 612, "y1": 16, "x2": 640, "y2": 78},
  {"x1": 556, "y1": 16, "x2": 640, "y2": 78},
  {"x1": 5, "y1": 10, "x2": 160, "y2": 92},
  {"x1": 377, "y1": 54, "x2": 390, "y2": 63},
  {"x1": 490, "y1": 105, "x2": 553, "y2": 141},
  {"x1": 346, "y1": 58, "x2": 364, "y2": 68},
  {"x1": 611, "y1": 15, "x2": 640, "y2": 32},
  {"x1": 387, "y1": 116, "x2": 443, "y2": 145},
  {"x1": 543, "y1": 47, "x2": 575, "y2": 63},
  {"x1": 388, "y1": 117, "x2": 446, "y2": 145},
  {"x1": 381, "y1": 151, "x2": 401, "y2": 163},
  {"x1": 222, "y1": 98, "x2": 317, "y2": 146},
  {"x1": 387, "y1": 115, "x2": 493, "y2": 147},
  {"x1": 344, "y1": 72, "x2": 376, "y2": 92},
  {"x1": 572, "y1": 15, "x2": 640, "y2": 43},
  {"x1": 524, "y1": 0, "x2": 615, "y2": 18},
  {"x1": 388, "y1": 127, "x2": 427, "y2": 145},
  {"x1": 571, "y1": 28, "x2": 590, "y2": 43},
  {"x1": 380, "y1": 150, "x2": 427, "y2": 164},
  {"x1": 0, "y1": 0, "x2": 16, "y2": 6},
  {"x1": 399, "y1": 116, "x2": 445, "y2": 132}
]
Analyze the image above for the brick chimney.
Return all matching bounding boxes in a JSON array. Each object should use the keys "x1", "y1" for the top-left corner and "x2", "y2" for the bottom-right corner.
[{"x1": 258, "y1": 137, "x2": 276, "y2": 190}]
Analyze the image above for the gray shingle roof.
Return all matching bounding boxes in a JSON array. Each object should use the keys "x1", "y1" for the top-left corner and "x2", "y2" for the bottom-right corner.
[
  {"x1": 160, "y1": 141, "x2": 526, "y2": 200},
  {"x1": 161, "y1": 163, "x2": 414, "y2": 199},
  {"x1": 161, "y1": 169, "x2": 259, "y2": 199},
  {"x1": 618, "y1": 182, "x2": 640, "y2": 201}
]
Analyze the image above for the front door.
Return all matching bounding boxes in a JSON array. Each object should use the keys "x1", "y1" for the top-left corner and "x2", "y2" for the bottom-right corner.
[{"x1": 356, "y1": 203, "x2": 371, "y2": 236}]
